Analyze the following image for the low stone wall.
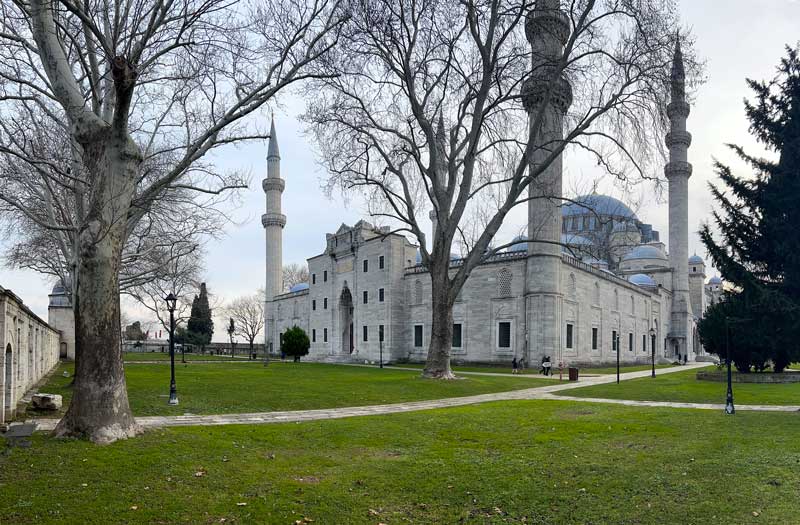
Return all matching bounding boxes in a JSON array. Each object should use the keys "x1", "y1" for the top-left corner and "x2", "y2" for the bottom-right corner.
[{"x1": 696, "y1": 370, "x2": 800, "y2": 383}]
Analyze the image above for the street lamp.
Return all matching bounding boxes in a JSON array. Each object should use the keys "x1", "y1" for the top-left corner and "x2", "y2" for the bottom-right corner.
[
  {"x1": 649, "y1": 327, "x2": 657, "y2": 378},
  {"x1": 165, "y1": 292, "x2": 178, "y2": 405},
  {"x1": 228, "y1": 317, "x2": 236, "y2": 359},
  {"x1": 616, "y1": 331, "x2": 621, "y2": 384},
  {"x1": 724, "y1": 317, "x2": 736, "y2": 415}
]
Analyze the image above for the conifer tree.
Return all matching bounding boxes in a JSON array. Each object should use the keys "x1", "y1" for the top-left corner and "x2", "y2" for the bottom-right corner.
[
  {"x1": 700, "y1": 47, "x2": 800, "y2": 372},
  {"x1": 187, "y1": 283, "x2": 214, "y2": 353}
]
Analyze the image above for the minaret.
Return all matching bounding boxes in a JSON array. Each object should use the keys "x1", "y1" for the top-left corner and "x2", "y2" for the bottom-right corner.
[
  {"x1": 665, "y1": 38, "x2": 694, "y2": 360},
  {"x1": 522, "y1": 0, "x2": 573, "y2": 363},
  {"x1": 262, "y1": 117, "x2": 286, "y2": 354}
]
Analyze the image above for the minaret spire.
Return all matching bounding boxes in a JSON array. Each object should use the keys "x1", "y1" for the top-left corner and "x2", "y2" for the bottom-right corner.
[
  {"x1": 665, "y1": 34, "x2": 694, "y2": 360},
  {"x1": 262, "y1": 117, "x2": 287, "y2": 355}
]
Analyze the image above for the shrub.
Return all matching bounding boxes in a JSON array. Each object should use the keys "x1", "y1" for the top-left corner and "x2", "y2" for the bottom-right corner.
[{"x1": 282, "y1": 326, "x2": 310, "y2": 362}]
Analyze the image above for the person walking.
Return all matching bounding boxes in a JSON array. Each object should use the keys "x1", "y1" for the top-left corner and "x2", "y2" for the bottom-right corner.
[{"x1": 512, "y1": 357, "x2": 519, "y2": 374}]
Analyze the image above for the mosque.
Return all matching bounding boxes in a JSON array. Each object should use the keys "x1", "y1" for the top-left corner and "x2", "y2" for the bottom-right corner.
[{"x1": 262, "y1": 3, "x2": 723, "y2": 367}]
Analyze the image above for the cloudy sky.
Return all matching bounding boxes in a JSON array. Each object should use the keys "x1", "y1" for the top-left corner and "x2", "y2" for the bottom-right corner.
[{"x1": 2, "y1": 0, "x2": 798, "y2": 341}]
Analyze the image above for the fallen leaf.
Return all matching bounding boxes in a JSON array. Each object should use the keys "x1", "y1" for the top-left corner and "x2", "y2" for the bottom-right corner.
[{"x1": 753, "y1": 511, "x2": 760, "y2": 517}]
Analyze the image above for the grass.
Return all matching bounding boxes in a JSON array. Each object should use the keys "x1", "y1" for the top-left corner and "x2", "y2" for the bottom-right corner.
[
  {"x1": 561, "y1": 366, "x2": 800, "y2": 405},
  {"x1": 27, "y1": 361, "x2": 547, "y2": 419},
  {"x1": 393, "y1": 362, "x2": 673, "y2": 375},
  {"x1": 2, "y1": 401, "x2": 799, "y2": 524},
  {"x1": 123, "y1": 352, "x2": 253, "y2": 362}
]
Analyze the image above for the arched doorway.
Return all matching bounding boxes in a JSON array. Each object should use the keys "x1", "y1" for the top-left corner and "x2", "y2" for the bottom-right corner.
[
  {"x1": 339, "y1": 285, "x2": 354, "y2": 354},
  {"x1": 60, "y1": 342, "x2": 67, "y2": 359},
  {"x1": 3, "y1": 343, "x2": 12, "y2": 418}
]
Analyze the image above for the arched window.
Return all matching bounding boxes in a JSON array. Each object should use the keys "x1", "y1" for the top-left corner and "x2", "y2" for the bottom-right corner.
[
  {"x1": 497, "y1": 268, "x2": 512, "y2": 297},
  {"x1": 415, "y1": 279, "x2": 423, "y2": 304},
  {"x1": 593, "y1": 282, "x2": 600, "y2": 304},
  {"x1": 614, "y1": 289, "x2": 619, "y2": 311}
]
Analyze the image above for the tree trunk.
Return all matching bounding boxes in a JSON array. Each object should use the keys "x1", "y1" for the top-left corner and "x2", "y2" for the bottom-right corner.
[
  {"x1": 53, "y1": 133, "x2": 142, "y2": 444},
  {"x1": 422, "y1": 266, "x2": 456, "y2": 379}
]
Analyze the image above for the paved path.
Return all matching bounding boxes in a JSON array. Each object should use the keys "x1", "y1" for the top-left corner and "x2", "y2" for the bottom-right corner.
[{"x1": 26, "y1": 362, "x2": 798, "y2": 433}]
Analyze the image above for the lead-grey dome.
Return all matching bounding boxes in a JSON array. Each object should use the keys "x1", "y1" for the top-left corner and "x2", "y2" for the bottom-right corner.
[
  {"x1": 622, "y1": 245, "x2": 668, "y2": 261},
  {"x1": 629, "y1": 273, "x2": 657, "y2": 287},
  {"x1": 562, "y1": 194, "x2": 637, "y2": 220}
]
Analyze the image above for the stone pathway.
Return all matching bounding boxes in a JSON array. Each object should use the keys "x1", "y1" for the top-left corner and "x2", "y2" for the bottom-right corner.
[{"x1": 26, "y1": 362, "x2": 799, "y2": 433}]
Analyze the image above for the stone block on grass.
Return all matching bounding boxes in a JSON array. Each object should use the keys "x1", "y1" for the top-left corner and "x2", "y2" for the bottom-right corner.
[{"x1": 31, "y1": 393, "x2": 62, "y2": 411}]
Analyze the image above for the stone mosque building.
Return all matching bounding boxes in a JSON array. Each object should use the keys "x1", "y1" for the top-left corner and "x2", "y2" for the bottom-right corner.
[{"x1": 263, "y1": 2, "x2": 721, "y2": 367}]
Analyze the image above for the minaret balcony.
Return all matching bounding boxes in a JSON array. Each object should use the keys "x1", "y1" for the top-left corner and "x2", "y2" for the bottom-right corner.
[
  {"x1": 262, "y1": 178, "x2": 285, "y2": 193},
  {"x1": 665, "y1": 130, "x2": 692, "y2": 148},
  {"x1": 664, "y1": 161, "x2": 693, "y2": 179},
  {"x1": 262, "y1": 213, "x2": 287, "y2": 228},
  {"x1": 667, "y1": 100, "x2": 690, "y2": 118},
  {"x1": 522, "y1": 74, "x2": 573, "y2": 114},
  {"x1": 525, "y1": 4, "x2": 570, "y2": 46}
]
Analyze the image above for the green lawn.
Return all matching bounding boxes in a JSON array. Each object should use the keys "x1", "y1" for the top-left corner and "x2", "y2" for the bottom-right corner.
[
  {"x1": 123, "y1": 352, "x2": 254, "y2": 362},
  {"x1": 27, "y1": 362, "x2": 546, "y2": 419},
  {"x1": 393, "y1": 362, "x2": 673, "y2": 375},
  {"x1": 2, "y1": 401, "x2": 799, "y2": 524},
  {"x1": 561, "y1": 366, "x2": 800, "y2": 405}
]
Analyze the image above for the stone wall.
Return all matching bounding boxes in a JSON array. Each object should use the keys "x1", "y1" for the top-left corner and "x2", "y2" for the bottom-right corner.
[{"x1": 0, "y1": 286, "x2": 61, "y2": 424}]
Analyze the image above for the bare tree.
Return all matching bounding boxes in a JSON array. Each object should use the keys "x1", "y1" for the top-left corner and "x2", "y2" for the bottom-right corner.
[
  {"x1": 304, "y1": 0, "x2": 696, "y2": 378},
  {"x1": 282, "y1": 262, "x2": 310, "y2": 291},
  {"x1": 225, "y1": 293, "x2": 265, "y2": 357},
  {"x1": 0, "y1": 0, "x2": 344, "y2": 442}
]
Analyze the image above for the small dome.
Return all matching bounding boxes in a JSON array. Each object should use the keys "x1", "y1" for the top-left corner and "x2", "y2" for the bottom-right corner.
[
  {"x1": 289, "y1": 283, "x2": 309, "y2": 293},
  {"x1": 562, "y1": 194, "x2": 637, "y2": 220},
  {"x1": 688, "y1": 254, "x2": 704, "y2": 265},
  {"x1": 629, "y1": 273, "x2": 657, "y2": 287},
  {"x1": 622, "y1": 245, "x2": 668, "y2": 261},
  {"x1": 708, "y1": 275, "x2": 722, "y2": 285},
  {"x1": 508, "y1": 235, "x2": 528, "y2": 253}
]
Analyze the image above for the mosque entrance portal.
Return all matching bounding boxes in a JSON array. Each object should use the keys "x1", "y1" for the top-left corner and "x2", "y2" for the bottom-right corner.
[{"x1": 339, "y1": 286, "x2": 354, "y2": 354}]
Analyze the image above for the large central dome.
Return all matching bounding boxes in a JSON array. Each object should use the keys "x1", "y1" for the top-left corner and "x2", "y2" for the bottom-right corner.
[{"x1": 562, "y1": 194, "x2": 637, "y2": 220}]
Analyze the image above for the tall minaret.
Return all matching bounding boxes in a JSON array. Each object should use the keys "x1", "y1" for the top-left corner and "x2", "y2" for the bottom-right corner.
[
  {"x1": 262, "y1": 117, "x2": 286, "y2": 353},
  {"x1": 665, "y1": 38, "x2": 694, "y2": 359},
  {"x1": 523, "y1": 0, "x2": 573, "y2": 363}
]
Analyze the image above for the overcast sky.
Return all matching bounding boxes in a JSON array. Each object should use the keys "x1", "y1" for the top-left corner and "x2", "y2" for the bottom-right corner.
[{"x1": 2, "y1": 0, "x2": 798, "y2": 341}]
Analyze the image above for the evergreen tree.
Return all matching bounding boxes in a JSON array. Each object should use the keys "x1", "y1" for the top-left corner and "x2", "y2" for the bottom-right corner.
[
  {"x1": 282, "y1": 326, "x2": 310, "y2": 362},
  {"x1": 186, "y1": 282, "x2": 214, "y2": 352},
  {"x1": 700, "y1": 47, "x2": 800, "y2": 372}
]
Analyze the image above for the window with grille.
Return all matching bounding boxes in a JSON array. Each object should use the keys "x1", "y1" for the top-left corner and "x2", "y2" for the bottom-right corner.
[
  {"x1": 497, "y1": 268, "x2": 512, "y2": 297},
  {"x1": 363, "y1": 290, "x2": 368, "y2": 304},
  {"x1": 379, "y1": 288, "x2": 385, "y2": 302},
  {"x1": 363, "y1": 325, "x2": 368, "y2": 342},
  {"x1": 363, "y1": 259, "x2": 369, "y2": 272},
  {"x1": 323, "y1": 270, "x2": 328, "y2": 282},
  {"x1": 312, "y1": 300, "x2": 316, "y2": 311},
  {"x1": 566, "y1": 323, "x2": 574, "y2": 349},
  {"x1": 612, "y1": 330, "x2": 618, "y2": 352},
  {"x1": 324, "y1": 328, "x2": 328, "y2": 342},
  {"x1": 592, "y1": 327, "x2": 598, "y2": 350},
  {"x1": 629, "y1": 332, "x2": 634, "y2": 351},
  {"x1": 312, "y1": 329, "x2": 316, "y2": 343},
  {"x1": 379, "y1": 256, "x2": 385, "y2": 269},
  {"x1": 312, "y1": 273, "x2": 316, "y2": 284},
  {"x1": 414, "y1": 325, "x2": 423, "y2": 347},
  {"x1": 379, "y1": 325, "x2": 384, "y2": 342},
  {"x1": 324, "y1": 297, "x2": 328, "y2": 309}
]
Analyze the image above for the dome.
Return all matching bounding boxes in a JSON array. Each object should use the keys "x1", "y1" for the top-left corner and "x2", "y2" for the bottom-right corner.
[
  {"x1": 688, "y1": 254, "x2": 704, "y2": 265},
  {"x1": 508, "y1": 235, "x2": 528, "y2": 253},
  {"x1": 51, "y1": 277, "x2": 72, "y2": 295},
  {"x1": 708, "y1": 276, "x2": 722, "y2": 285},
  {"x1": 629, "y1": 273, "x2": 657, "y2": 287},
  {"x1": 622, "y1": 245, "x2": 668, "y2": 261},
  {"x1": 289, "y1": 283, "x2": 309, "y2": 293},
  {"x1": 562, "y1": 194, "x2": 637, "y2": 220}
]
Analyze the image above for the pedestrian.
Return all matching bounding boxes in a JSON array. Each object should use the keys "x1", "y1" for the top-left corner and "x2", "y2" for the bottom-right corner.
[
  {"x1": 512, "y1": 357, "x2": 518, "y2": 374},
  {"x1": 542, "y1": 355, "x2": 552, "y2": 376}
]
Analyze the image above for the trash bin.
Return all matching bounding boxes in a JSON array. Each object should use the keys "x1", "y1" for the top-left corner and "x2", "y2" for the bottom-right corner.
[{"x1": 568, "y1": 367, "x2": 579, "y2": 381}]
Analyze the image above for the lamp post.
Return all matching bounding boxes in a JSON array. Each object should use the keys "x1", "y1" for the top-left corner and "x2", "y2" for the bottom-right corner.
[
  {"x1": 616, "y1": 332, "x2": 621, "y2": 384},
  {"x1": 725, "y1": 316, "x2": 735, "y2": 415},
  {"x1": 165, "y1": 292, "x2": 178, "y2": 405},
  {"x1": 649, "y1": 327, "x2": 657, "y2": 378},
  {"x1": 228, "y1": 318, "x2": 236, "y2": 359}
]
